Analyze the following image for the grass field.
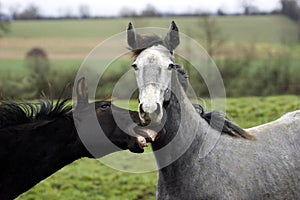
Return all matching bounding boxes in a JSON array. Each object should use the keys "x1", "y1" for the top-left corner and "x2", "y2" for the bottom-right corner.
[
  {"x1": 15, "y1": 95, "x2": 300, "y2": 200},
  {"x1": 1, "y1": 16, "x2": 300, "y2": 199},
  {"x1": 6, "y1": 16, "x2": 298, "y2": 43},
  {"x1": 0, "y1": 15, "x2": 299, "y2": 77}
]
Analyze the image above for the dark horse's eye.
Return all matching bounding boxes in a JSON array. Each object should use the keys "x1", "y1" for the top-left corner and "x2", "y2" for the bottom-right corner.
[
  {"x1": 168, "y1": 63, "x2": 175, "y2": 70},
  {"x1": 132, "y1": 64, "x2": 138, "y2": 70},
  {"x1": 100, "y1": 103, "x2": 110, "y2": 110}
]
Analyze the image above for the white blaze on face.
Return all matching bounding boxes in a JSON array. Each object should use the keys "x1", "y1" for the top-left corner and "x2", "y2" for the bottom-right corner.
[
  {"x1": 139, "y1": 84, "x2": 162, "y2": 113},
  {"x1": 139, "y1": 83, "x2": 164, "y2": 123},
  {"x1": 133, "y1": 45, "x2": 174, "y2": 124}
]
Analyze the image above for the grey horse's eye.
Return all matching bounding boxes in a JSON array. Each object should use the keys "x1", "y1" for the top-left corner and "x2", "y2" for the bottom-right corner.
[
  {"x1": 132, "y1": 63, "x2": 138, "y2": 70},
  {"x1": 168, "y1": 63, "x2": 175, "y2": 70}
]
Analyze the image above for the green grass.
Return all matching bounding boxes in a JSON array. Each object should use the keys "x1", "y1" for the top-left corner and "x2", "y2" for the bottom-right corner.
[
  {"x1": 1, "y1": 16, "x2": 298, "y2": 78},
  {"x1": 16, "y1": 95, "x2": 300, "y2": 200},
  {"x1": 16, "y1": 159, "x2": 157, "y2": 200},
  {"x1": 9, "y1": 19, "x2": 124, "y2": 38},
  {"x1": 7, "y1": 16, "x2": 298, "y2": 43},
  {"x1": 225, "y1": 96, "x2": 300, "y2": 128},
  {"x1": 0, "y1": 58, "x2": 131, "y2": 77},
  {"x1": 2, "y1": 16, "x2": 300, "y2": 198},
  {"x1": 213, "y1": 15, "x2": 298, "y2": 43},
  {"x1": 0, "y1": 59, "x2": 26, "y2": 74},
  {"x1": 0, "y1": 59, "x2": 83, "y2": 74}
]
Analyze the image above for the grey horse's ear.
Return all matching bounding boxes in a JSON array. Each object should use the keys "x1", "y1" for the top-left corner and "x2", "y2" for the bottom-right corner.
[
  {"x1": 127, "y1": 22, "x2": 137, "y2": 49},
  {"x1": 165, "y1": 21, "x2": 180, "y2": 51},
  {"x1": 76, "y1": 77, "x2": 88, "y2": 106}
]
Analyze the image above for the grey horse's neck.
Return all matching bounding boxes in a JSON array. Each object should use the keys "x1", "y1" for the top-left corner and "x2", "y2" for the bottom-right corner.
[{"x1": 152, "y1": 70, "x2": 216, "y2": 170}]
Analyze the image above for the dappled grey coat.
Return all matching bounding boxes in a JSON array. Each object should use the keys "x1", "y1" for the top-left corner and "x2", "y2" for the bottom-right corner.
[{"x1": 155, "y1": 71, "x2": 300, "y2": 200}]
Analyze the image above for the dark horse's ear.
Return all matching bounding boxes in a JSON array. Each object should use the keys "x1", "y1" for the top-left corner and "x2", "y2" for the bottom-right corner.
[
  {"x1": 165, "y1": 21, "x2": 180, "y2": 51},
  {"x1": 127, "y1": 22, "x2": 138, "y2": 49},
  {"x1": 76, "y1": 77, "x2": 89, "y2": 106}
]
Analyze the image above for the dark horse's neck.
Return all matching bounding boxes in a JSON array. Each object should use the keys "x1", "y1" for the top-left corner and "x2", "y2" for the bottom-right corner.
[{"x1": 0, "y1": 116, "x2": 91, "y2": 200}]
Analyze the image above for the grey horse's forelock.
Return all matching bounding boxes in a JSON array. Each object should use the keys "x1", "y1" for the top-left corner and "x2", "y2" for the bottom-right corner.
[{"x1": 129, "y1": 35, "x2": 168, "y2": 58}]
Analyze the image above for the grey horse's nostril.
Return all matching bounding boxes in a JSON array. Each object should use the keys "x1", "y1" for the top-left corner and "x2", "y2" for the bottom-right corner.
[
  {"x1": 155, "y1": 103, "x2": 160, "y2": 115},
  {"x1": 139, "y1": 103, "x2": 152, "y2": 125},
  {"x1": 139, "y1": 104, "x2": 145, "y2": 115}
]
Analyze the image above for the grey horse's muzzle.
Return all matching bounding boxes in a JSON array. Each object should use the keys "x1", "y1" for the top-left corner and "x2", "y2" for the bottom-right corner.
[
  {"x1": 139, "y1": 102, "x2": 161, "y2": 125},
  {"x1": 138, "y1": 83, "x2": 165, "y2": 125}
]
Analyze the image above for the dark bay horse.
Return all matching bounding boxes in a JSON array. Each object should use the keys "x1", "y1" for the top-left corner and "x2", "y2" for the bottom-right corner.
[
  {"x1": 127, "y1": 21, "x2": 300, "y2": 199},
  {"x1": 0, "y1": 78, "x2": 155, "y2": 200}
]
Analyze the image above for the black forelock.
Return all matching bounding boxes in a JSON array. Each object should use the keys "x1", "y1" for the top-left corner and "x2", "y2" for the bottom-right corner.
[{"x1": 0, "y1": 98, "x2": 72, "y2": 129}]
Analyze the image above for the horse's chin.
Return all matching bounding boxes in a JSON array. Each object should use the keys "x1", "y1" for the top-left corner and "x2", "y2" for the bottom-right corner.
[
  {"x1": 139, "y1": 111, "x2": 163, "y2": 126},
  {"x1": 140, "y1": 115, "x2": 162, "y2": 126}
]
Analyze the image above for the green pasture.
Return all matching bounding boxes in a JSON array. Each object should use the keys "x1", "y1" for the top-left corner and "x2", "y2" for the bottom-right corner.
[
  {"x1": 7, "y1": 16, "x2": 298, "y2": 43},
  {"x1": 1, "y1": 15, "x2": 299, "y2": 70},
  {"x1": 0, "y1": 58, "x2": 131, "y2": 76},
  {"x1": 0, "y1": 16, "x2": 299, "y2": 199},
  {"x1": 0, "y1": 59, "x2": 81, "y2": 74},
  {"x1": 0, "y1": 15, "x2": 299, "y2": 99},
  {"x1": 15, "y1": 95, "x2": 300, "y2": 200},
  {"x1": 115, "y1": 95, "x2": 300, "y2": 128},
  {"x1": 1, "y1": 15, "x2": 299, "y2": 83}
]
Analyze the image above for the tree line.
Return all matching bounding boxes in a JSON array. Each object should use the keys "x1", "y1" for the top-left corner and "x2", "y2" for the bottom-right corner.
[{"x1": 0, "y1": 1, "x2": 298, "y2": 20}]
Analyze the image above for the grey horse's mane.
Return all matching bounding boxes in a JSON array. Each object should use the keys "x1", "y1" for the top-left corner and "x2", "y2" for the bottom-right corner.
[{"x1": 174, "y1": 65, "x2": 254, "y2": 140}]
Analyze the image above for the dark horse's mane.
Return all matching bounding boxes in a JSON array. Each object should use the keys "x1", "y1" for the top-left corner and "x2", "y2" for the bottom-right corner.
[{"x1": 0, "y1": 99, "x2": 72, "y2": 129}]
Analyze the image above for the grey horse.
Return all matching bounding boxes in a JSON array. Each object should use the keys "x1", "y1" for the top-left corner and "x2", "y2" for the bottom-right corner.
[{"x1": 127, "y1": 21, "x2": 300, "y2": 199}]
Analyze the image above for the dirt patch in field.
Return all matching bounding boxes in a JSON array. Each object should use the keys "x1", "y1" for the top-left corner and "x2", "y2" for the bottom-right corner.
[
  {"x1": 0, "y1": 38, "x2": 288, "y2": 61},
  {"x1": 0, "y1": 38, "x2": 130, "y2": 60}
]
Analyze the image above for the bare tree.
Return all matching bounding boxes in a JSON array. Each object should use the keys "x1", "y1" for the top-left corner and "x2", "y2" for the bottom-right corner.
[
  {"x1": 217, "y1": 8, "x2": 227, "y2": 16},
  {"x1": 281, "y1": 0, "x2": 300, "y2": 42},
  {"x1": 58, "y1": 7, "x2": 74, "y2": 19},
  {"x1": 199, "y1": 15, "x2": 226, "y2": 57},
  {"x1": 141, "y1": 4, "x2": 159, "y2": 17},
  {"x1": 79, "y1": 4, "x2": 90, "y2": 19},
  {"x1": 119, "y1": 6, "x2": 137, "y2": 17},
  {"x1": 9, "y1": 4, "x2": 20, "y2": 19},
  {"x1": 239, "y1": 0, "x2": 253, "y2": 15},
  {"x1": 0, "y1": 2, "x2": 10, "y2": 37},
  {"x1": 25, "y1": 47, "x2": 50, "y2": 98},
  {"x1": 17, "y1": 4, "x2": 40, "y2": 19},
  {"x1": 298, "y1": 16, "x2": 300, "y2": 42},
  {"x1": 281, "y1": 0, "x2": 299, "y2": 20}
]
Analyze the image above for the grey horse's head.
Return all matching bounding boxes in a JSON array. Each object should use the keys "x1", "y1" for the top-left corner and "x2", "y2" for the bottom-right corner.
[{"x1": 127, "y1": 21, "x2": 180, "y2": 125}]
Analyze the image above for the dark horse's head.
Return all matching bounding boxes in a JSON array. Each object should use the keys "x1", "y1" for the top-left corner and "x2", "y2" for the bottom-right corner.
[
  {"x1": 0, "y1": 79, "x2": 159, "y2": 200},
  {"x1": 74, "y1": 77, "x2": 157, "y2": 154}
]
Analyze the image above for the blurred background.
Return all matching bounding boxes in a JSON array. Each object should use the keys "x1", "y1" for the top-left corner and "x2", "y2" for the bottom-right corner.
[
  {"x1": 0, "y1": 0, "x2": 299, "y2": 199},
  {"x1": 0, "y1": 0, "x2": 299, "y2": 99}
]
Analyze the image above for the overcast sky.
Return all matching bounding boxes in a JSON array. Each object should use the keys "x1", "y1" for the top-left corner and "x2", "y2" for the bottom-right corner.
[{"x1": 1, "y1": 0, "x2": 281, "y2": 17}]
